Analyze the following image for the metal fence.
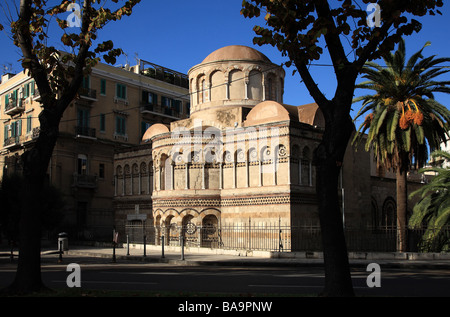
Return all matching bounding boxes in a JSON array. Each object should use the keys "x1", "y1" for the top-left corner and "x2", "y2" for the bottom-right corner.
[{"x1": 122, "y1": 223, "x2": 450, "y2": 253}]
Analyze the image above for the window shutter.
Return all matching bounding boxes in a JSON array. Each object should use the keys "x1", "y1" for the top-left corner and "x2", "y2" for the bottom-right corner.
[
  {"x1": 100, "y1": 79, "x2": 106, "y2": 95},
  {"x1": 17, "y1": 120, "x2": 22, "y2": 136},
  {"x1": 11, "y1": 122, "x2": 16, "y2": 137}
]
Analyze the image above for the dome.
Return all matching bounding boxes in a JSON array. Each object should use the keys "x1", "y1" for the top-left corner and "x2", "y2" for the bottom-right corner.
[
  {"x1": 142, "y1": 123, "x2": 169, "y2": 142},
  {"x1": 243, "y1": 100, "x2": 291, "y2": 126},
  {"x1": 201, "y1": 45, "x2": 272, "y2": 64},
  {"x1": 297, "y1": 103, "x2": 325, "y2": 128}
]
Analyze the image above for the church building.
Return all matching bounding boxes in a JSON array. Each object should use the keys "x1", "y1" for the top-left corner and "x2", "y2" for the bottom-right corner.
[{"x1": 113, "y1": 45, "x2": 426, "y2": 250}]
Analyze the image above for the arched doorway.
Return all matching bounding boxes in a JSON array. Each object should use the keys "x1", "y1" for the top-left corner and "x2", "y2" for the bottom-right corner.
[
  {"x1": 182, "y1": 214, "x2": 197, "y2": 247},
  {"x1": 201, "y1": 215, "x2": 219, "y2": 248},
  {"x1": 164, "y1": 215, "x2": 178, "y2": 246}
]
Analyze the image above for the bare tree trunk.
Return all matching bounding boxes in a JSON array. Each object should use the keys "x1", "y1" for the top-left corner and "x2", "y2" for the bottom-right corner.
[
  {"x1": 314, "y1": 98, "x2": 355, "y2": 297},
  {"x1": 4, "y1": 112, "x2": 58, "y2": 294},
  {"x1": 396, "y1": 169, "x2": 408, "y2": 252}
]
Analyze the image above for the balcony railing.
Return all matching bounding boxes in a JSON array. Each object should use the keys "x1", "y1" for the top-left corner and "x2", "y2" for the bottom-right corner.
[
  {"x1": 139, "y1": 59, "x2": 189, "y2": 89},
  {"x1": 140, "y1": 102, "x2": 181, "y2": 118},
  {"x1": 3, "y1": 136, "x2": 20, "y2": 148},
  {"x1": 75, "y1": 126, "x2": 96, "y2": 138},
  {"x1": 72, "y1": 173, "x2": 98, "y2": 189},
  {"x1": 5, "y1": 99, "x2": 25, "y2": 116},
  {"x1": 79, "y1": 87, "x2": 97, "y2": 100}
]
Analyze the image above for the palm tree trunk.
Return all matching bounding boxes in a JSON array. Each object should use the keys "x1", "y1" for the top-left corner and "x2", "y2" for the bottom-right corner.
[{"x1": 396, "y1": 168, "x2": 408, "y2": 252}]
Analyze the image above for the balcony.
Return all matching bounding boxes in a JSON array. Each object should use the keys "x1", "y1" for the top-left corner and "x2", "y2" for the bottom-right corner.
[
  {"x1": 79, "y1": 87, "x2": 97, "y2": 101},
  {"x1": 75, "y1": 126, "x2": 96, "y2": 139},
  {"x1": 139, "y1": 60, "x2": 189, "y2": 89},
  {"x1": 140, "y1": 102, "x2": 154, "y2": 112},
  {"x1": 5, "y1": 99, "x2": 25, "y2": 116},
  {"x1": 72, "y1": 173, "x2": 98, "y2": 189},
  {"x1": 32, "y1": 89, "x2": 41, "y2": 101},
  {"x1": 3, "y1": 136, "x2": 21, "y2": 149},
  {"x1": 140, "y1": 102, "x2": 181, "y2": 118}
]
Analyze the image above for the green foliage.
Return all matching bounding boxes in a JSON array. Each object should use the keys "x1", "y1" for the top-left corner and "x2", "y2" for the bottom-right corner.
[
  {"x1": 10, "y1": 0, "x2": 141, "y2": 102},
  {"x1": 0, "y1": 173, "x2": 65, "y2": 242},
  {"x1": 352, "y1": 39, "x2": 450, "y2": 172},
  {"x1": 409, "y1": 150, "x2": 450, "y2": 252},
  {"x1": 241, "y1": 0, "x2": 444, "y2": 67}
]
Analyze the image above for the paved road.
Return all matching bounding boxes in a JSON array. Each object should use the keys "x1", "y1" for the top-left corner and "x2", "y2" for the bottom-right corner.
[{"x1": 1, "y1": 254, "x2": 449, "y2": 297}]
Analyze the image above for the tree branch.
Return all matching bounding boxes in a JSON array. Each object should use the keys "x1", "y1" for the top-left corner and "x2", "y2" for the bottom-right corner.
[
  {"x1": 314, "y1": 0, "x2": 349, "y2": 78},
  {"x1": 289, "y1": 47, "x2": 329, "y2": 108},
  {"x1": 16, "y1": 0, "x2": 53, "y2": 107},
  {"x1": 354, "y1": 18, "x2": 395, "y2": 71},
  {"x1": 56, "y1": 0, "x2": 92, "y2": 116}
]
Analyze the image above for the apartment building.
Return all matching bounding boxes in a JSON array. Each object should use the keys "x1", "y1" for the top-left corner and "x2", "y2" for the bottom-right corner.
[{"x1": 0, "y1": 58, "x2": 190, "y2": 240}]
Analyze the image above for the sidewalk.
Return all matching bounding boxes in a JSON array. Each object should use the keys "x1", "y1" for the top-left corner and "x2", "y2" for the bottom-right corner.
[{"x1": 38, "y1": 244, "x2": 450, "y2": 270}]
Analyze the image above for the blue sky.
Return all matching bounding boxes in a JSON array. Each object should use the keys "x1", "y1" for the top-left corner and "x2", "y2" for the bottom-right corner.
[{"x1": 1, "y1": 0, "x2": 450, "y2": 121}]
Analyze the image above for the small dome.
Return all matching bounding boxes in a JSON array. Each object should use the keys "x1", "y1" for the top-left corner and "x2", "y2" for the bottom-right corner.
[
  {"x1": 297, "y1": 103, "x2": 325, "y2": 128},
  {"x1": 142, "y1": 123, "x2": 169, "y2": 142},
  {"x1": 243, "y1": 100, "x2": 291, "y2": 126},
  {"x1": 202, "y1": 45, "x2": 271, "y2": 64}
]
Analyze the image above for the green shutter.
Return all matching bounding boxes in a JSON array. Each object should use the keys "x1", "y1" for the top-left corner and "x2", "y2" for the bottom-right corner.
[
  {"x1": 24, "y1": 83, "x2": 29, "y2": 98},
  {"x1": 100, "y1": 79, "x2": 106, "y2": 95},
  {"x1": 17, "y1": 120, "x2": 22, "y2": 136},
  {"x1": 11, "y1": 122, "x2": 16, "y2": 137},
  {"x1": 27, "y1": 116, "x2": 32, "y2": 133},
  {"x1": 100, "y1": 114, "x2": 105, "y2": 131}
]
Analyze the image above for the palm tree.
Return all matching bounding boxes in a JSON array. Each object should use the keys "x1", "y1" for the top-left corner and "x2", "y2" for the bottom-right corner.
[
  {"x1": 409, "y1": 149, "x2": 450, "y2": 252},
  {"x1": 352, "y1": 39, "x2": 450, "y2": 252}
]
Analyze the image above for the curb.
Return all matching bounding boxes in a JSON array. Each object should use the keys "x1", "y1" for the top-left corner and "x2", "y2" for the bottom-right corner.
[{"x1": 62, "y1": 250, "x2": 450, "y2": 270}]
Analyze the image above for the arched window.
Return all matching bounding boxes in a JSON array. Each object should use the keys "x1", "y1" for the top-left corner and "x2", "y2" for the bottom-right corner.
[
  {"x1": 265, "y1": 74, "x2": 278, "y2": 101},
  {"x1": 210, "y1": 71, "x2": 224, "y2": 101},
  {"x1": 371, "y1": 197, "x2": 379, "y2": 229},
  {"x1": 229, "y1": 69, "x2": 245, "y2": 100},
  {"x1": 201, "y1": 214, "x2": 219, "y2": 248},
  {"x1": 301, "y1": 147, "x2": 312, "y2": 186},
  {"x1": 248, "y1": 70, "x2": 262, "y2": 100},
  {"x1": 382, "y1": 197, "x2": 396, "y2": 229}
]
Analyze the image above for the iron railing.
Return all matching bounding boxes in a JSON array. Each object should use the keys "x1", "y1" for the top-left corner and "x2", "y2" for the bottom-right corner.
[
  {"x1": 121, "y1": 223, "x2": 450, "y2": 253},
  {"x1": 56, "y1": 223, "x2": 449, "y2": 253}
]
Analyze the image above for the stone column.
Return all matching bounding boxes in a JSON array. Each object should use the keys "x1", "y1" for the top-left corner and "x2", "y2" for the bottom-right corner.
[
  {"x1": 246, "y1": 160, "x2": 249, "y2": 187},
  {"x1": 219, "y1": 162, "x2": 223, "y2": 189},
  {"x1": 202, "y1": 163, "x2": 206, "y2": 189},
  {"x1": 170, "y1": 163, "x2": 174, "y2": 190},
  {"x1": 287, "y1": 157, "x2": 291, "y2": 185},
  {"x1": 233, "y1": 162, "x2": 236, "y2": 188},
  {"x1": 259, "y1": 160, "x2": 262, "y2": 187},
  {"x1": 138, "y1": 172, "x2": 141, "y2": 195},
  {"x1": 185, "y1": 163, "x2": 189, "y2": 189},
  {"x1": 114, "y1": 175, "x2": 117, "y2": 196},
  {"x1": 273, "y1": 158, "x2": 277, "y2": 185},
  {"x1": 298, "y1": 160, "x2": 301, "y2": 185}
]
